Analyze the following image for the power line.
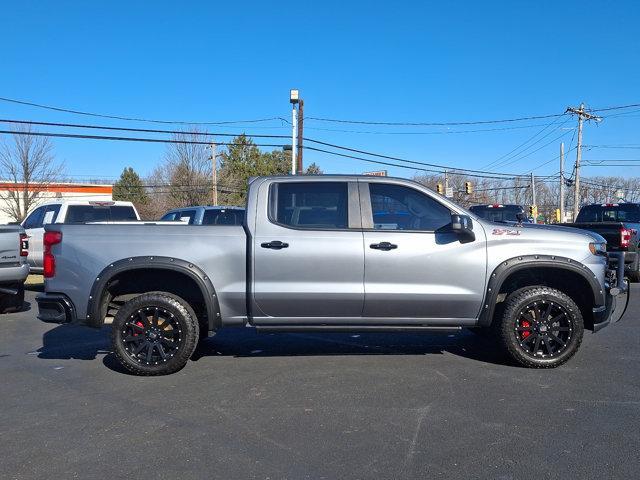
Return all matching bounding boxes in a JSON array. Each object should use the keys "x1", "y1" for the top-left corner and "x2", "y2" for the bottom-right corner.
[
  {"x1": 306, "y1": 112, "x2": 566, "y2": 126},
  {"x1": 493, "y1": 129, "x2": 575, "y2": 170},
  {"x1": 0, "y1": 118, "x2": 291, "y2": 139},
  {"x1": 0, "y1": 121, "x2": 540, "y2": 179},
  {"x1": 588, "y1": 103, "x2": 640, "y2": 112},
  {"x1": 302, "y1": 122, "x2": 568, "y2": 136},
  {"x1": 303, "y1": 137, "x2": 532, "y2": 178},
  {"x1": 0, "y1": 96, "x2": 286, "y2": 125},
  {"x1": 486, "y1": 118, "x2": 573, "y2": 170},
  {"x1": 0, "y1": 129, "x2": 288, "y2": 148},
  {"x1": 304, "y1": 145, "x2": 556, "y2": 181}
]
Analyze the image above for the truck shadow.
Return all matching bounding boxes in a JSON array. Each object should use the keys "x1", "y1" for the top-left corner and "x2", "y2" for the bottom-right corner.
[{"x1": 37, "y1": 324, "x2": 510, "y2": 373}]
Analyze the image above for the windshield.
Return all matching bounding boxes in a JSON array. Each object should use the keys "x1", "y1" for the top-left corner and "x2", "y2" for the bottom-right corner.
[{"x1": 576, "y1": 204, "x2": 640, "y2": 223}]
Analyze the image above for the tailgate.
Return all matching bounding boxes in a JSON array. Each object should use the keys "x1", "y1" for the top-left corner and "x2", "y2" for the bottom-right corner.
[
  {"x1": 0, "y1": 226, "x2": 25, "y2": 266},
  {"x1": 562, "y1": 222, "x2": 624, "y2": 249}
]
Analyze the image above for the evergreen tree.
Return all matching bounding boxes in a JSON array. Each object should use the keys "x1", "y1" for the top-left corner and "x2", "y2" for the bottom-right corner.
[{"x1": 113, "y1": 167, "x2": 148, "y2": 205}]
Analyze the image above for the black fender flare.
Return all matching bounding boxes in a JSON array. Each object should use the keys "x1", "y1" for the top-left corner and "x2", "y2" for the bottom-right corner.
[
  {"x1": 85, "y1": 256, "x2": 221, "y2": 332},
  {"x1": 477, "y1": 255, "x2": 606, "y2": 327}
]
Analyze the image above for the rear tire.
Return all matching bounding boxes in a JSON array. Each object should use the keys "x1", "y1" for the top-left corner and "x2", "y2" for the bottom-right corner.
[
  {"x1": 497, "y1": 286, "x2": 583, "y2": 368},
  {"x1": 111, "y1": 293, "x2": 199, "y2": 376},
  {"x1": 0, "y1": 283, "x2": 25, "y2": 314}
]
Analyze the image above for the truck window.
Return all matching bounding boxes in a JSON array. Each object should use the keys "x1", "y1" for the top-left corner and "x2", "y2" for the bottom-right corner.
[
  {"x1": 43, "y1": 204, "x2": 61, "y2": 224},
  {"x1": 369, "y1": 183, "x2": 451, "y2": 231},
  {"x1": 65, "y1": 205, "x2": 138, "y2": 224},
  {"x1": 202, "y1": 209, "x2": 244, "y2": 225},
  {"x1": 272, "y1": 182, "x2": 348, "y2": 229},
  {"x1": 23, "y1": 206, "x2": 46, "y2": 229},
  {"x1": 178, "y1": 210, "x2": 197, "y2": 224},
  {"x1": 160, "y1": 211, "x2": 179, "y2": 221},
  {"x1": 576, "y1": 204, "x2": 640, "y2": 223}
]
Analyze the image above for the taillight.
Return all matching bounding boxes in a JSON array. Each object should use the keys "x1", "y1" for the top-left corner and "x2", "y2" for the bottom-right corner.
[
  {"x1": 43, "y1": 231, "x2": 62, "y2": 278},
  {"x1": 19, "y1": 233, "x2": 28, "y2": 257},
  {"x1": 620, "y1": 228, "x2": 631, "y2": 249}
]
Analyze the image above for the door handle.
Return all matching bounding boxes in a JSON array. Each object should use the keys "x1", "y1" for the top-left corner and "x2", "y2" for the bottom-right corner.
[
  {"x1": 261, "y1": 240, "x2": 289, "y2": 250},
  {"x1": 370, "y1": 242, "x2": 397, "y2": 251}
]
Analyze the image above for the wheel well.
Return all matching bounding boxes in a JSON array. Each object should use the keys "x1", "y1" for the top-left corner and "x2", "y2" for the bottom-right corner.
[
  {"x1": 496, "y1": 267, "x2": 596, "y2": 330},
  {"x1": 99, "y1": 268, "x2": 208, "y2": 330}
]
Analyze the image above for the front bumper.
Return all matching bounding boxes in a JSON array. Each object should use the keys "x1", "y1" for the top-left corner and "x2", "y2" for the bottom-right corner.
[
  {"x1": 593, "y1": 252, "x2": 630, "y2": 332},
  {"x1": 36, "y1": 293, "x2": 76, "y2": 324}
]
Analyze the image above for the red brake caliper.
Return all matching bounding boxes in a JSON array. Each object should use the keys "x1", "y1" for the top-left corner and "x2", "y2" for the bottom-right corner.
[
  {"x1": 134, "y1": 321, "x2": 144, "y2": 336},
  {"x1": 521, "y1": 320, "x2": 531, "y2": 339}
]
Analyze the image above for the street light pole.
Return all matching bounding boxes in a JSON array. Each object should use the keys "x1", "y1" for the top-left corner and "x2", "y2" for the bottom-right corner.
[
  {"x1": 290, "y1": 89, "x2": 300, "y2": 175},
  {"x1": 210, "y1": 143, "x2": 218, "y2": 206}
]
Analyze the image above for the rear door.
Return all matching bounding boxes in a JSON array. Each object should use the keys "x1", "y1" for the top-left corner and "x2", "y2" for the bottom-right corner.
[
  {"x1": 252, "y1": 179, "x2": 364, "y2": 323},
  {"x1": 361, "y1": 180, "x2": 486, "y2": 322}
]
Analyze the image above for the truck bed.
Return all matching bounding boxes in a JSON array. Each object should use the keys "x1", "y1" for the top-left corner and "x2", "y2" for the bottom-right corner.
[{"x1": 44, "y1": 224, "x2": 248, "y2": 322}]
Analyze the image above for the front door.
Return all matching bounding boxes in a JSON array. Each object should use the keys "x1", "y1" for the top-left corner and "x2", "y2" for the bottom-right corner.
[
  {"x1": 361, "y1": 181, "x2": 486, "y2": 322},
  {"x1": 252, "y1": 180, "x2": 364, "y2": 323}
]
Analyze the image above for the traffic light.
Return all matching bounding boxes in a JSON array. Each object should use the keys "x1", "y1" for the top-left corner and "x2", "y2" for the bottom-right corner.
[
  {"x1": 555, "y1": 208, "x2": 561, "y2": 223},
  {"x1": 436, "y1": 183, "x2": 444, "y2": 195},
  {"x1": 464, "y1": 181, "x2": 472, "y2": 194},
  {"x1": 529, "y1": 205, "x2": 538, "y2": 218}
]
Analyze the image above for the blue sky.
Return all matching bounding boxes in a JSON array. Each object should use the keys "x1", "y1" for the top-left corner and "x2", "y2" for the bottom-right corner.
[{"x1": 0, "y1": 0, "x2": 638, "y2": 182}]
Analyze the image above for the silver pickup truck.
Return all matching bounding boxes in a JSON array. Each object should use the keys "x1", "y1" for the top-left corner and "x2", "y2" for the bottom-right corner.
[
  {"x1": 0, "y1": 225, "x2": 29, "y2": 313},
  {"x1": 36, "y1": 175, "x2": 629, "y2": 375}
]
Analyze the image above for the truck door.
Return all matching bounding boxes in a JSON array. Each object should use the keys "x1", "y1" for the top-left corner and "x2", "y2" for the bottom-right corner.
[
  {"x1": 360, "y1": 181, "x2": 486, "y2": 322},
  {"x1": 252, "y1": 180, "x2": 364, "y2": 323}
]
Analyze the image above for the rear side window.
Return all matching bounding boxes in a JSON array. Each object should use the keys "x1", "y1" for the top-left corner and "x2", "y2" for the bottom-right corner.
[
  {"x1": 64, "y1": 205, "x2": 138, "y2": 224},
  {"x1": 202, "y1": 209, "x2": 245, "y2": 225},
  {"x1": 369, "y1": 183, "x2": 451, "y2": 231},
  {"x1": 178, "y1": 210, "x2": 197, "y2": 224},
  {"x1": 43, "y1": 204, "x2": 61, "y2": 224},
  {"x1": 272, "y1": 182, "x2": 348, "y2": 229},
  {"x1": 576, "y1": 204, "x2": 640, "y2": 223},
  {"x1": 23, "y1": 206, "x2": 46, "y2": 229}
]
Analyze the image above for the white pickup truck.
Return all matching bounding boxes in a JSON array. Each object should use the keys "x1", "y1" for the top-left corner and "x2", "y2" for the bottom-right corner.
[{"x1": 22, "y1": 200, "x2": 139, "y2": 273}]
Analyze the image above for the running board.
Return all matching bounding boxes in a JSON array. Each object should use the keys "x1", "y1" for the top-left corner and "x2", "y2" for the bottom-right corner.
[{"x1": 255, "y1": 325, "x2": 463, "y2": 333}]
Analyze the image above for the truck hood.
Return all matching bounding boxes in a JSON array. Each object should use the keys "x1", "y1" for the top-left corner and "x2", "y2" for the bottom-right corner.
[
  {"x1": 516, "y1": 222, "x2": 606, "y2": 243},
  {"x1": 479, "y1": 220, "x2": 605, "y2": 265}
]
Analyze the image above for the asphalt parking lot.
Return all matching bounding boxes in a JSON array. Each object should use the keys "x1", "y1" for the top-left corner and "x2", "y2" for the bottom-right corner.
[{"x1": 1, "y1": 287, "x2": 639, "y2": 480}]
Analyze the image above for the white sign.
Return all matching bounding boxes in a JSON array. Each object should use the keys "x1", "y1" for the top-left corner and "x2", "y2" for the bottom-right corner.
[
  {"x1": 364, "y1": 170, "x2": 387, "y2": 176},
  {"x1": 445, "y1": 187, "x2": 454, "y2": 198}
]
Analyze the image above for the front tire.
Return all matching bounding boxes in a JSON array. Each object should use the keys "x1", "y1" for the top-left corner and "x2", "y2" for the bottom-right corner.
[
  {"x1": 497, "y1": 286, "x2": 583, "y2": 368},
  {"x1": 111, "y1": 293, "x2": 199, "y2": 376}
]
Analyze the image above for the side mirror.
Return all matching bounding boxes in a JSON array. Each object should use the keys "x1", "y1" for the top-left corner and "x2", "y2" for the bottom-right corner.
[{"x1": 451, "y1": 214, "x2": 475, "y2": 243}]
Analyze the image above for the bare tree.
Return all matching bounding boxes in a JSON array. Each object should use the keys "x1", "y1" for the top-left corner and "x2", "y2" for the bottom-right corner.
[
  {"x1": 162, "y1": 128, "x2": 213, "y2": 208},
  {"x1": 0, "y1": 125, "x2": 62, "y2": 221}
]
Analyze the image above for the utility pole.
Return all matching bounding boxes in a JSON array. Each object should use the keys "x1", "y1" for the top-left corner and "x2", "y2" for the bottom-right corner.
[
  {"x1": 210, "y1": 143, "x2": 218, "y2": 206},
  {"x1": 559, "y1": 142, "x2": 565, "y2": 222},
  {"x1": 566, "y1": 103, "x2": 600, "y2": 220},
  {"x1": 531, "y1": 171, "x2": 536, "y2": 208},
  {"x1": 290, "y1": 89, "x2": 300, "y2": 175},
  {"x1": 296, "y1": 99, "x2": 304, "y2": 174}
]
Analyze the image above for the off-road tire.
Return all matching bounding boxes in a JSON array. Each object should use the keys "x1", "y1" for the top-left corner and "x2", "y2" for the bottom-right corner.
[
  {"x1": 498, "y1": 286, "x2": 584, "y2": 368},
  {"x1": 111, "y1": 293, "x2": 199, "y2": 376}
]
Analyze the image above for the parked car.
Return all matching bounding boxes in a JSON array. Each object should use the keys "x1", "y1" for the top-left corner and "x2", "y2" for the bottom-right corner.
[
  {"x1": 37, "y1": 176, "x2": 628, "y2": 375},
  {"x1": 22, "y1": 200, "x2": 139, "y2": 274},
  {"x1": 0, "y1": 225, "x2": 29, "y2": 313},
  {"x1": 160, "y1": 206, "x2": 245, "y2": 225},
  {"x1": 469, "y1": 204, "x2": 532, "y2": 223},
  {"x1": 559, "y1": 203, "x2": 640, "y2": 281}
]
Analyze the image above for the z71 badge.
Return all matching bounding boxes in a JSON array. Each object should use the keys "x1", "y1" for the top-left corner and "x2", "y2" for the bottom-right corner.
[{"x1": 492, "y1": 228, "x2": 521, "y2": 236}]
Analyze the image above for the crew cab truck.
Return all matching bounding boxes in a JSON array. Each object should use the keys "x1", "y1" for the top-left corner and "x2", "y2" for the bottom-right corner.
[
  {"x1": 560, "y1": 203, "x2": 640, "y2": 282},
  {"x1": 36, "y1": 176, "x2": 628, "y2": 375}
]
